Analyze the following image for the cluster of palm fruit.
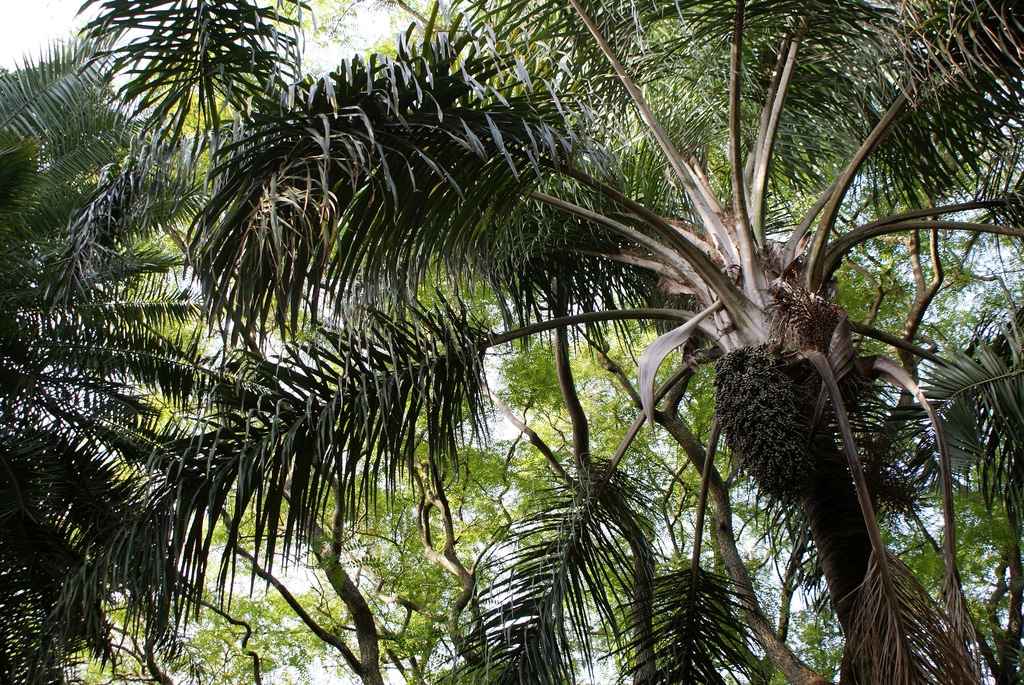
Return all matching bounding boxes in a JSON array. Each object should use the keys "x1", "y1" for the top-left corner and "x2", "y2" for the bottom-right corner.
[{"x1": 713, "y1": 344, "x2": 813, "y2": 500}]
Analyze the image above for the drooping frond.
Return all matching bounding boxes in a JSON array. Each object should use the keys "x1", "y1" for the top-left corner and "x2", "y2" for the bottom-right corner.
[
  {"x1": 158, "y1": 303, "x2": 491, "y2": 591},
  {"x1": 192, "y1": 25, "x2": 583, "y2": 337},
  {"x1": 844, "y1": 550, "x2": 980, "y2": 685},
  {"x1": 619, "y1": 566, "x2": 753, "y2": 685},
  {"x1": 459, "y1": 470, "x2": 649, "y2": 684}
]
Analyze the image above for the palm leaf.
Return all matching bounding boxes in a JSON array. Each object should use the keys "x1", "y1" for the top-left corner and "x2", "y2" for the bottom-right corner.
[
  {"x1": 155, "y1": 302, "x2": 490, "y2": 592},
  {"x1": 0, "y1": 136, "x2": 40, "y2": 228},
  {"x1": 926, "y1": 321, "x2": 1024, "y2": 525},
  {"x1": 192, "y1": 25, "x2": 582, "y2": 337},
  {"x1": 82, "y1": 0, "x2": 304, "y2": 137},
  {"x1": 0, "y1": 40, "x2": 210, "y2": 682},
  {"x1": 458, "y1": 470, "x2": 648, "y2": 683},
  {"x1": 619, "y1": 566, "x2": 753, "y2": 685}
]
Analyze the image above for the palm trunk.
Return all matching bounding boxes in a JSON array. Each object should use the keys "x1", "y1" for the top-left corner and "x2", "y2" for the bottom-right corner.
[{"x1": 802, "y1": 440, "x2": 873, "y2": 683}]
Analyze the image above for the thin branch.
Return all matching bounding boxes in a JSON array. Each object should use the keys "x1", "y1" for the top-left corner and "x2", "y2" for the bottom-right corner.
[
  {"x1": 900, "y1": 227, "x2": 943, "y2": 373},
  {"x1": 338, "y1": 548, "x2": 435, "y2": 618},
  {"x1": 199, "y1": 599, "x2": 262, "y2": 685},
  {"x1": 847, "y1": 260, "x2": 886, "y2": 328},
  {"x1": 413, "y1": 469, "x2": 476, "y2": 644},
  {"x1": 232, "y1": 544, "x2": 362, "y2": 673},
  {"x1": 392, "y1": 0, "x2": 427, "y2": 24},
  {"x1": 909, "y1": 509, "x2": 944, "y2": 559},
  {"x1": 488, "y1": 389, "x2": 569, "y2": 482},
  {"x1": 850, "y1": 321, "x2": 940, "y2": 363},
  {"x1": 592, "y1": 342, "x2": 642, "y2": 407}
]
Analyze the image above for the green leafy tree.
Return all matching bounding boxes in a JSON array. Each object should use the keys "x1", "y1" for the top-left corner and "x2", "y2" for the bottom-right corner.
[{"x1": 72, "y1": 0, "x2": 1024, "y2": 683}]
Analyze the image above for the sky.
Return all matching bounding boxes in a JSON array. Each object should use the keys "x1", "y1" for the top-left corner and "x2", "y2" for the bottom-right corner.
[
  {"x1": 0, "y1": 0, "x2": 397, "y2": 72},
  {"x1": 0, "y1": 0, "x2": 84, "y2": 69}
]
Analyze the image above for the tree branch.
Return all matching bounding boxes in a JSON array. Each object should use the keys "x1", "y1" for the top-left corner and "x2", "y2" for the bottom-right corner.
[
  {"x1": 488, "y1": 389, "x2": 569, "y2": 482},
  {"x1": 553, "y1": 312, "x2": 591, "y2": 472},
  {"x1": 231, "y1": 544, "x2": 362, "y2": 674}
]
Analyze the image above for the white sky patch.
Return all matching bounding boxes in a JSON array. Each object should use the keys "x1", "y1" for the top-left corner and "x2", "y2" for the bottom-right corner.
[
  {"x1": 0, "y1": 0, "x2": 86, "y2": 69},
  {"x1": 0, "y1": 0, "x2": 399, "y2": 75}
]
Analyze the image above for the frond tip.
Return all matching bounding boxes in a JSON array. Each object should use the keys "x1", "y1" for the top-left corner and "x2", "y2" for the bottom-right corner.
[{"x1": 621, "y1": 565, "x2": 754, "y2": 685}]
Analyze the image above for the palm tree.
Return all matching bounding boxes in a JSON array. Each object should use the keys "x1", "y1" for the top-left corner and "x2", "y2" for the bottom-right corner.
[
  {"x1": 80, "y1": 0, "x2": 1024, "y2": 682},
  {"x1": 0, "y1": 43, "x2": 207, "y2": 683}
]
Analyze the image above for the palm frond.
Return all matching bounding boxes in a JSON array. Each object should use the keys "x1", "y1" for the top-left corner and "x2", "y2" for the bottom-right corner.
[
  {"x1": 926, "y1": 321, "x2": 1024, "y2": 525},
  {"x1": 618, "y1": 566, "x2": 753, "y2": 685},
  {"x1": 157, "y1": 303, "x2": 490, "y2": 592},
  {"x1": 458, "y1": 470, "x2": 648, "y2": 683},
  {"x1": 0, "y1": 417, "x2": 191, "y2": 685},
  {"x1": 0, "y1": 40, "x2": 210, "y2": 682},
  {"x1": 844, "y1": 550, "x2": 980, "y2": 684},
  {"x1": 0, "y1": 135, "x2": 40, "y2": 229},
  {"x1": 193, "y1": 25, "x2": 581, "y2": 336},
  {"x1": 0, "y1": 40, "x2": 110, "y2": 140},
  {"x1": 82, "y1": 0, "x2": 305, "y2": 137}
]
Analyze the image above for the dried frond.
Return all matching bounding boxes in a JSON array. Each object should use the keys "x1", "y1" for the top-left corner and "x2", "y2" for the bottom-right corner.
[{"x1": 844, "y1": 550, "x2": 981, "y2": 685}]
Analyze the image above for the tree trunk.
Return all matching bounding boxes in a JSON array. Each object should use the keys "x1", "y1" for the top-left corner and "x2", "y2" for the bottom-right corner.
[
  {"x1": 802, "y1": 439, "x2": 874, "y2": 683},
  {"x1": 997, "y1": 543, "x2": 1023, "y2": 685}
]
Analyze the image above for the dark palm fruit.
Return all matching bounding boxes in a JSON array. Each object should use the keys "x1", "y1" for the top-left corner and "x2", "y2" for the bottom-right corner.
[{"x1": 714, "y1": 345, "x2": 813, "y2": 500}]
